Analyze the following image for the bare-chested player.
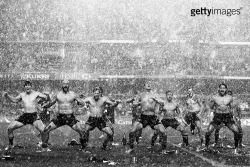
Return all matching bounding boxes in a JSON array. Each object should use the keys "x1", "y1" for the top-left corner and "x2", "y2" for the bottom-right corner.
[
  {"x1": 213, "y1": 90, "x2": 244, "y2": 148},
  {"x1": 126, "y1": 91, "x2": 142, "y2": 144},
  {"x1": 161, "y1": 90, "x2": 189, "y2": 147},
  {"x1": 103, "y1": 93, "x2": 120, "y2": 144},
  {"x1": 2, "y1": 81, "x2": 49, "y2": 156},
  {"x1": 184, "y1": 87, "x2": 204, "y2": 147},
  {"x1": 80, "y1": 87, "x2": 119, "y2": 151},
  {"x1": 42, "y1": 80, "x2": 86, "y2": 151},
  {"x1": 126, "y1": 84, "x2": 167, "y2": 154},
  {"x1": 205, "y1": 84, "x2": 242, "y2": 154}
]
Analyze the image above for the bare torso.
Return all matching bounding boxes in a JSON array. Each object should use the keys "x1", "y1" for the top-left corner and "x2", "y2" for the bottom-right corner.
[
  {"x1": 212, "y1": 94, "x2": 232, "y2": 114},
  {"x1": 162, "y1": 101, "x2": 178, "y2": 119},
  {"x1": 86, "y1": 96, "x2": 109, "y2": 117},
  {"x1": 56, "y1": 91, "x2": 77, "y2": 114},
  {"x1": 139, "y1": 92, "x2": 159, "y2": 115},
  {"x1": 20, "y1": 91, "x2": 42, "y2": 114},
  {"x1": 187, "y1": 95, "x2": 200, "y2": 113}
]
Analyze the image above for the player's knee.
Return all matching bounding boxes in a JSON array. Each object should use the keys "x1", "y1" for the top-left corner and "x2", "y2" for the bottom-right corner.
[{"x1": 107, "y1": 128, "x2": 113, "y2": 136}]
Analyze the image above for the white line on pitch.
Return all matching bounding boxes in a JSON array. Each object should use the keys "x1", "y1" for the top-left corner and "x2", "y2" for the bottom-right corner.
[{"x1": 168, "y1": 142, "x2": 249, "y2": 167}]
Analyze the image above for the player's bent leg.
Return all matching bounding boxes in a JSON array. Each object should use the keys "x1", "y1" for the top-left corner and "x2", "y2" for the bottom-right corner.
[
  {"x1": 195, "y1": 120, "x2": 204, "y2": 146},
  {"x1": 214, "y1": 128, "x2": 220, "y2": 146},
  {"x1": 101, "y1": 126, "x2": 113, "y2": 150},
  {"x1": 176, "y1": 125, "x2": 189, "y2": 146},
  {"x1": 238, "y1": 126, "x2": 244, "y2": 148},
  {"x1": 106, "y1": 121, "x2": 115, "y2": 143},
  {"x1": 42, "y1": 122, "x2": 58, "y2": 146},
  {"x1": 6, "y1": 121, "x2": 24, "y2": 149},
  {"x1": 227, "y1": 123, "x2": 241, "y2": 149},
  {"x1": 33, "y1": 120, "x2": 50, "y2": 148},
  {"x1": 151, "y1": 130, "x2": 160, "y2": 147},
  {"x1": 205, "y1": 124, "x2": 216, "y2": 148},
  {"x1": 71, "y1": 122, "x2": 91, "y2": 152},
  {"x1": 235, "y1": 120, "x2": 244, "y2": 148},
  {"x1": 126, "y1": 121, "x2": 143, "y2": 153},
  {"x1": 154, "y1": 124, "x2": 167, "y2": 152},
  {"x1": 78, "y1": 124, "x2": 92, "y2": 151}
]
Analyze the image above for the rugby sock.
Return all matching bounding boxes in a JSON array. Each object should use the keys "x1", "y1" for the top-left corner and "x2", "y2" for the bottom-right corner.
[
  {"x1": 238, "y1": 127, "x2": 243, "y2": 147},
  {"x1": 200, "y1": 137, "x2": 204, "y2": 146},
  {"x1": 42, "y1": 143, "x2": 48, "y2": 148},
  {"x1": 103, "y1": 134, "x2": 112, "y2": 149},
  {"x1": 182, "y1": 135, "x2": 189, "y2": 146},
  {"x1": 80, "y1": 132, "x2": 89, "y2": 149},
  {"x1": 9, "y1": 137, "x2": 14, "y2": 146},
  {"x1": 190, "y1": 124, "x2": 195, "y2": 133},
  {"x1": 151, "y1": 131, "x2": 159, "y2": 146},
  {"x1": 234, "y1": 133, "x2": 239, "y2": 148},
  {"x1": 205, "y1": 133, "x2": 210, "y2": 147},
  {"x1": 129, "y1": 132, "x2": 135, "y2": 149},
  {"x1": 214, "y1": 130, "x2": 219, "y2": 145},
  {"x1": 234, "y1": 133, "x2": 242, "y2": 148},
  {"x1": 110, "y1": 127, "x2": 114, "y2": 142},
  {"x1": 80, "y1": 138, "x2": 88, "y2": 149},
  {"x1": 239, "y1": 133, "x2": 243, "y2": 148},
  {"x1": 160, "y1": 133, "x2": 167, "y2": 150}
]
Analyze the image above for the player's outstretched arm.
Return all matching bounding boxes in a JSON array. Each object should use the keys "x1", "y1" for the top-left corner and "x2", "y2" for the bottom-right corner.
[
  {"x1": 3, "y1": 92, "x2": 22, "y2": 103},
  {"x1": 42, "y1": 96, "x2": 57, "y2": 108},
  {"x1": 152, "y1": 94, "x2": 164, "y2": 105},
  {"x1": 104, "y1": 97, "x2": 120, "y2": 106},
  {"x1": 126, "y1": 98, "x2": 135, "y2": 104},
  {"x1": 74, "y1": 94, "x2": 85, "y2": 106},
  {"x1": 176, "y1": 104, "x2": 181, "y2": 115},
  {"x1": 37, "y1": 92, "x2": 49, "y2": 101}
]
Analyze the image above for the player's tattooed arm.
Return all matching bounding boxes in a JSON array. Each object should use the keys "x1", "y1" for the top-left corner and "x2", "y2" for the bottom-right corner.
[
  {"x1": 228, "y1": 96, "x2": 234, "y2": 115},
  {"x1": 152, "y1": 94, "x2": 164, "y2": 105},
  {"x1": 132, "y1": 95, "x2": 142, "y2": 107},
  {"x1": 42, "y1": 95, "x2": 57, "y2": 108},
  {"x1": 104, "y1": 96, "x2": 120, "y2": 106},
  {"x1": 3, "y1": 92, "x2": 22, "y2": 103},
  {"x1": 209, "y1": 96, "x2": 216, "y2": 110},
  {"x1": 176, "y1": 103, "x2": 181, "y2": 115},
  {"x1": 126, "y1": 98, "x2": 135, "y2": 104},
  {"x1": 37, "y1": 92, "x2": 49, "y2": 102},
  {"x1": 74, "y1": 93, "x2": 85, "y2": 106},
  {"x1": 81, "y1": 97, "x2": 91, "y2": 105}
]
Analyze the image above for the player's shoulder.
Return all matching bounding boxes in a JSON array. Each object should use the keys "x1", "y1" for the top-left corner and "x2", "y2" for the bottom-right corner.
[
  {"x1": 138, "y1": 92, "x2": 144, "y2": 97},
  {"x1": 102, "y1": 96, "x2": 110, "y2": 101},
  {"x1": 87, "y1": 96, "x2": 94, "y2": 101},
  {"x1": 19, "y1": 92, "x2": 25, "y2": 96},
  {"x1": 227, "y1": 94, "x2": 233, "y2": 100},
  {"x1": 210, "y1": 93, "x2": 218, "y2": 99},
  {"x1": 69, "y1": 91, "x2": 76, "y2": 95},
  {"x1": 173, "y1": 100, "x2": 179, "y2": 106},
  {"x1": 35, "y1": 90, "x2": 43, "y2": 95}
]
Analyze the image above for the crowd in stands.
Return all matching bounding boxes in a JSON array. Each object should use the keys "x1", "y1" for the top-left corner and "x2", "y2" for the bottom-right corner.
[
  {"x1": 0, "y1": 0, "x2": 250, "y2": 116},
  {"x1": 0, "y1": 0, "x2": 250, "y2": 76}
]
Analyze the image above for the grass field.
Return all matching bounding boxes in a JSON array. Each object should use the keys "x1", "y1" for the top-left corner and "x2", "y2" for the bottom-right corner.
[{"x1": 0, "y1": 117, "x2": 250, "y2": 167}]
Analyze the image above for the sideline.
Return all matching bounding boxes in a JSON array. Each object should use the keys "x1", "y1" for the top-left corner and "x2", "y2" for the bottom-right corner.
[{"x1": 168, "y1": 142, "x2": 249, "y2": 167}]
